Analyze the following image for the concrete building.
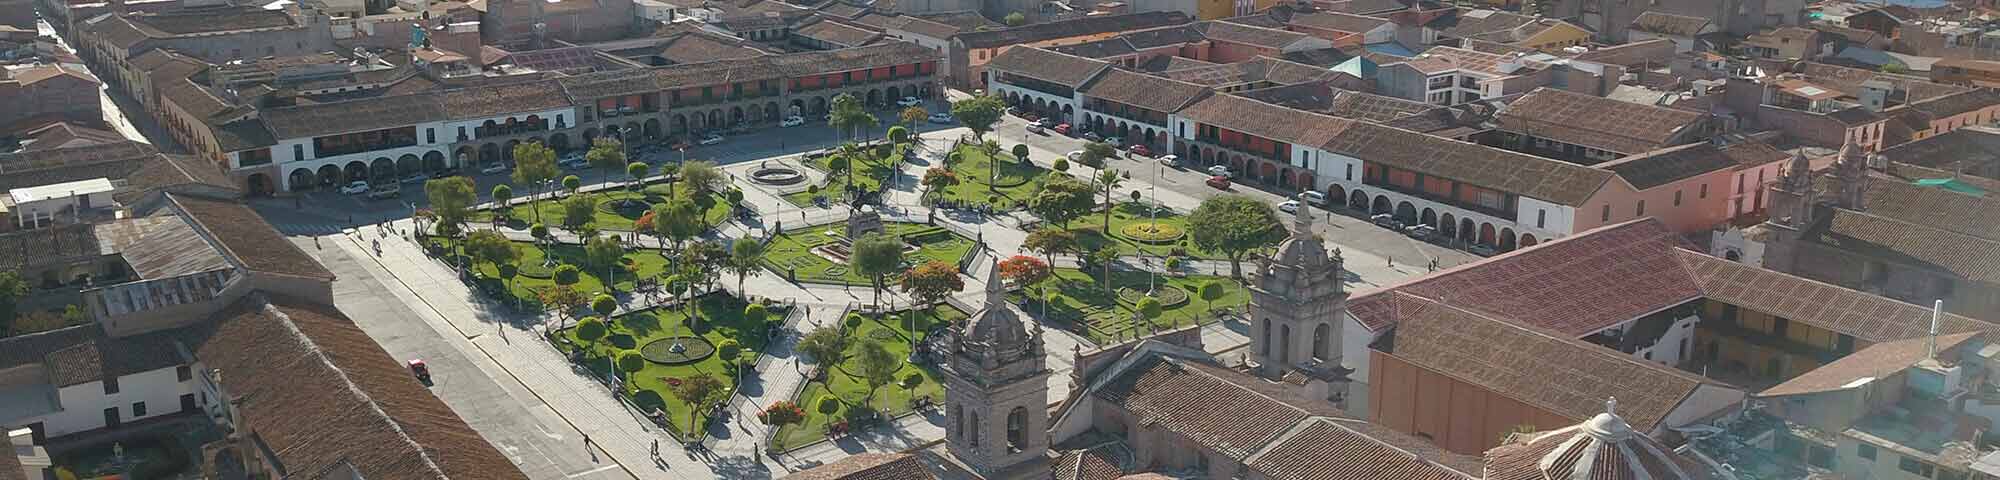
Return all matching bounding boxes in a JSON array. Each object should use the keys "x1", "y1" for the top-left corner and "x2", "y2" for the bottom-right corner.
[
  {"x1": 0, "y1": 64, "x2": 103, "y2": 130},
  {"x1": 75, "y1": 5, "x2": 337, "y2": 87},
  {"x1": 1374, "y1": 47, "x2": 1625, "y2": 107}
]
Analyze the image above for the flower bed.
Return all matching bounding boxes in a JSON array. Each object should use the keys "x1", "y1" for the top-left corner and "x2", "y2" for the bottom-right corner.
[
  {"x1": 639, "y1": 336, "x2": 717, "y2": 365},
  {"x1": 1116, "y1": 285, "x2": 1190, "y2": 308},
  {"x1": 1118, "y1": 222, "x2": 1186, "y2": 244}
]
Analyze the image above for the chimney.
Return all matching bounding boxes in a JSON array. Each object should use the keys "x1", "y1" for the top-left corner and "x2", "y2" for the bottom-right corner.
[{"x1": 1929, "y1": 299, "x2": 1943, "y2": 360}]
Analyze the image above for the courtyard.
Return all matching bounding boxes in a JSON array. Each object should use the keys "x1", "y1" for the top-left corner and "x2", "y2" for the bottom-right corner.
[
  {"x1": 760, "y1": 221, "x2": 975, "y2": 286},
  {"x1": 926, "y1": 143, "x2": 1049, "y2": 211}
]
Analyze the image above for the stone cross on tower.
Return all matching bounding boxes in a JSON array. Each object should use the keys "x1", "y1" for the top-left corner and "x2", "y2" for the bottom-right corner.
[{"x1": 940, "y1": 257, "x2": 1050, "y2": 475}]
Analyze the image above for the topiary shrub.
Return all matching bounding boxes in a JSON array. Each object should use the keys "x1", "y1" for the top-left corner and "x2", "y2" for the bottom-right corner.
[
  {"x1": 553, "y1": 264, "x2": 581, "y2": 285},
  {"x1": 818, "y1": 396, "x2": 842, "y2": 414},
  {"x1": 845, "y1": 313, "x2": 865, "y2": 330},
  {"x1": 901, "y1": 372, "x2": 924, "y2": 388},
  {"x1": 718, "y1": 339, "x2": 742, "y2": 360}
]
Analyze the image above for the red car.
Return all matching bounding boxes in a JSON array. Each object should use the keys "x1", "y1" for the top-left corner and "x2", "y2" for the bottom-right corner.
[
  {"x1": 1205, "y1": 175, "x2": 1231, "y2": 189},
  {"x1": 1054, "y1": 123, "x2": 1071, "y2": 135},
  {"x1": 409, "y1": 359, "x2": 431, "y2": 383},
  {"x1": 1128, "y1": 144, "x2": 1151, "y2": 157}
]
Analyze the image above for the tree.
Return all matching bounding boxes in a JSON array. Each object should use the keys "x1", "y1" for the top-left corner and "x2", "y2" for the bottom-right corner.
[
  {"x1": 900, "y1": 106, "x2": 927, "y2": 128},
  {"x1": 1052, "y1": 158, "x2": 1070, "y2": 174},
  {"x1": 616, "y1": 351, "x2": 646, "y2": 380},
  {"x1": 540, "y1": 284, "x2": 590, "y2": 328},
  {"x1": 671, "y1": 374, "x2": 726, "y2": 432},
  {"x1": 850, "y1": 233, "x2": 905, "y2": 307},
  {"x1": 530, "y1": 223, "x2": 550, "y2": 250},
  {"x1": 651, "y1": 198, "x2": 704, "y2": 257},
  {"x1": 1011, "y1": 144, "x2": 1030, "y2": 163},
  {"x1": 0, "y1": 271, "x2": 27, "y2": 327},
  {"x1": 561, "y1": 194, "x2": 595, "y2": 229},
  {"x1": 425, "y1": 176, "x2": 478, "y2": 237},
  {"x1": 574, "y1": 316, "x2": 608, "y2": 347},
  {"x1": 825, "y1": 155, "x2": 852, "y2": 190},
  {"x1": 950, "y1": 95, "x2": 1005, "y2": 142},
  {"x1": 1188, "y1": 195, "x2": 1283, "y2": 277},
  {"x1": 1022, "y1": 228, "x2": 1076, "y2": 268},
  {"x1": 626, "y1": 161, "x2": 651, "y2": 196},
  {"x1": 463, "y1": 230, "x2": 518, "y2": 272},
  {"x1": 584, "y1": 235, "x2": 625, "y2": 275},
  {"x1": 900, "y1": 260, "x2": 964, "y2": 329},
  {"x1": 1080, "y1": 142, "x2": 1117, "y2": 168},
  {"x1": 562, "y1": 174, "x2": 582, "y2": 194},
  {"x1": 718, "y1": 339, "x2": 744, "y2": 366},
  {"x1": 887, "y1": 125, "x2": 911, "y2": 146},
  {"x1": 1084, "y1": 246, "x2": 1118, "y2": 290},
  {"x1": 921, "y1": 167, "x2": 958, "y2": 199},
  {"x1": 797, "y1": 326, "x2": 848, "y2": 368},
  {"x1": 1094, "y1": 169, "x2": 1124, "y2": 232},
  {"x1": 829, "y1": 93, "x2": 878, "y2": 143},
  {"x1": 1004, "y1": 11, "x2": 1025, "y2": 26},
  {"x1": 727, "y1": 237, "x2": 765, "y2": 293},
  {"x1": 998, "y1": 255, "x2": 1053, "y2": 319},
  {"x1": 856, "y1": 340, "x2": 900, "y2": 406},
  {"x1": 743, "y1": 302, "x2": 770, "y2": 329},
  {"x1": 1198, "y1": 280, "x2": 1226, "y2": 319},
  {"x1": 1027, "y1": 176, "x2": 1093, "y2": 228},
  {"x1": 679, "y1": 160, "x2": 724, "y2": 201},
  {"x1": 491, "y1": 184, "x2": 514, "y2": 220},
  {"x1": 553, "y1": 264, "x2": 582, "y2": 286},
  {"x1": 1135, "y1": 297, "x2": 1163, "y2": 332},
  {"x1": 512, "y1": 142, "x2": 559, "y2": 222},
  {"x1": 591, "y1": 293, "x2": 618, "y2": 319},
  {"x1": 586, "y1": 137, "x2": 627, "y2": 185}
]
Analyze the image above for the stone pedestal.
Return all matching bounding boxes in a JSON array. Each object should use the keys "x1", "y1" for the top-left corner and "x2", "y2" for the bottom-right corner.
[{"x1": 847, "y1": 210, "x2": 885, "y2": 239}]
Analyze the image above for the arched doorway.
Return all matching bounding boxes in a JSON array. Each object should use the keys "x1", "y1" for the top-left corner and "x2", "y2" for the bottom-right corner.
[
  {"x1": 1499, "y1": 228, "x2": 1517, "y2": 251},
  {"x1": 549, "y1": 133, "x2": 569, "y2": 152},
  {"x1": 1479, "y1": 223, "x2": 1496, "y2": 246},
  {"x1": 707, "y1": 110, "x2": 723, "y2": 128},
  {"x1": 1394, "y1": 201, "x2": 1417, "y2": 223},
  {"x1": 764, "y1": 102, "x2": 779, "y2": 122},
  {"x1": 1371, "y1": 195, "x2": 1391, "y2": 215},
  {"x1": 480, "y1": 143, "x2": 500, "y2": 164},
  {"x1": 396, "y1": 154, "x2": 421, "y2": 177},
  {"x1": 1420, "y1": 208, "x2": 1437, "y2": 228},
  {"x1": 317, "y1": 165, "x2": 342, "y2": 187},
  {"x1": 287, "y1": 169, "x2": 314, "y2": 191},
  {"x1": 1259, "y1": 162, "x2": 1277, "y2": 183},
  {"x1": 504, "y1": 139, "x2": 521, "y2": 163},
  {"x1": 423, "y1": 151, "x2": 447, "y2": 172},
  {"x1": 344, "y1": 161, "x2": 368, "y2": 184},
  {"x1": 886, "y1": 86, "x2": 901, "y2": 102},
  {"x1": 644, "y1": 119, "x2": 662, "y2": 139},
  {"x1": 789, "y1": 99, "x2": 804, "y2": 117},
  {"x1": 810, "y1": 96, "x2": 827, "y2": 115},
  {"x1": 730, "y1": 106, "x2": 744, "y2": 126},
  {"x1": 1328, "y1": 185, "x2": 1346, "y2": 207},
  {"x1": 1349, "y1": 189, "x2": 1368, "y2": 210},
  {"x1": 867, "y1": 89, "x2": 882, "y2": 107},
  {"x1": 672, "y1": 114, "x2": 689, "y2": 134},
  {"x1": 1062, "y1": 104, "x2": 1074, "y2": 123},
  {"x1": 1458, "y1": 218, "x2": 1476, "y2": 243},
  {"x1": 369, "y1": 158, "x2": 395, "y2": 181},
  {"x1": 1440, "y1": 213, "x2": 1457, "y2": 237},
  {"x1": 1520, "y1": 234, "x2": 1538, "y2": 248},
  {"x1": 457, "y1": 146, "x2": 478, "y2": 168}
]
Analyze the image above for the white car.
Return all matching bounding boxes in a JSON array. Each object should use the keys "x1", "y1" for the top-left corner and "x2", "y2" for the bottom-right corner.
[
  {"x1": 1025, "y1": 122, "x2": 1044, "y2": 134},
  {"x1": 1207, "y1": 165, "x2": 1234, "y2": 178},
  {"x1": 781, "y1": 116, "x2": 805, "y2": 127},
  {"x1": 896, "y1": 96, "x2": 924, "y2": 107},
  {"x1": 1301, "y1": 190, "x2": 1327, "y2": 205},
  {"x1": 480, "y1": 163, "x2": 508, "y2": 174},
  {"x1": 928, "y1": 112, "x2": 954, "y2": 124},
  {"x1": 400, "y1": 174, "x2": 426, "y2": 185},
  {"x1": 1157, "y1": 155, "x2": 1180, "y2": 168},
  {"x1": 698, "y1": 133, "x2": 725, "y2": 145},
  {"x1": 338, "y1": 181, "x2": 371, "y2": 195},
  {"x1": 1278, "y1": 200, "x2": 1301, "y2": 213}
]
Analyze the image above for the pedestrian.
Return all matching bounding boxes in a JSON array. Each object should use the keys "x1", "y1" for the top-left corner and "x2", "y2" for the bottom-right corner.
[
  {"x1": 651, "y1": 439, "x2": 659, "y2": 458},
  {"x1": 1386, "y1": 256, "x2": 1392, "y2": 267},
  {"x1": 583, "y1": 434, "x2": 591, "y2": 448}
]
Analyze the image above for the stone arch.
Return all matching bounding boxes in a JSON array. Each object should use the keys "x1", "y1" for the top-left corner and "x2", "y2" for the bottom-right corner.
[
  {"x1": 1500, "y1": 228, "x2": 1517, "y2": 251},
  {"x1": 344, "y1": 161, "x2": 369, "y2": 183},
  {"x1": 1520, "y1": 234, "x2": 1538, "y2": 248},
  {"x1": 867, "y1": 88, "x2": 882, "y2": 106},
  {"x1": 1312, "y1": 323, "x2": 1330, "y2": 360},
  {"x1": 1278, "y1": 324, "x2": 1292, "y2": 365},
  {"x1": 764, "y1": 102, "x2": 779, "y2": 122},
  {"x1": 788, "y1": 99, "x2": 804, "y2": 116},
  {"x1": 1259, "y1": 162, "x2": 1277, "y2": 183},
  {"x1": 1296, "y1": 172, "x2": 1315, "y2": 192},
  {"x1": 1459, "y1": 218, "x2": 1476, "y2": 243},
  {"x1": 886, "y1": 85, "x2": 901, "y2": 102},
  {"x1": 1327, "y1": 184, "x2": 1345, "y2": 207},
  {"x1": 316, "y1": 164, "x2": 342, "y2": 187},
  {"x1": 672, "y1": 114, "x2": 689, "y2": 134},
  {"x1": 624, "y1": 122, "x2": 640, "y2": 140},
  {"x1": 582, "y1": 128, "x2": 599, "y2": 145},
  {"x1": 504, "y1": 139, "x2": 521, "y2": 163},
  {"x1": 604, "y1": 124, "x2": 623, "y2": 142},
  {"x1": 1062, "y1": 104, "x2": 1074, "y2": 123},
  {"x1": 396, "y1": 154, "x2": 421, "y2": 176},
  {"x1": 1394, "y1": 201, "x2": 1417, "y2": 223},
  {"x1": 1260, "y1": 318, "x2": 1270, "y2": 355},
  {"x1": 287, "y1": 169, "x2": 314, "y2": 191},
  {"x1": 968, "y1": 412, "x2": 980, "y2": 447},
  {"x1": 1440, "y1": 213, "x2": 1457, "y2": 237},
  {"x1": 1420, "y1": 208, "x2": 1437, "y2": 228},
  {"x1": 707, "y1": 110, "x2": 723, "y2": 128},
  {"x1": 644, "y1": 118, "x2": 662, "y2": 140},
  {"x1": 423, "y1": 150, "x2": 446, "y2": 172},
  {"x1": 480, "y1": 143, "x2": 500, "y2": 165},
  {"x1": 1349, "y1": 189, "x2": 1368, "y2": 210},
  {"x1": 1005, "y1": 406, "x2": 1026, "y2": 450},
  {"x1": 1280, "y1": 168, "x2": 1296, "y2": 189},
  {"x1": 549, "y1": 133, "x2": 570, "y2": 152},
  {"x1": 457, "y1": 145, "x2": 479, "y2": 167},
  {"x1": 810, "y1": 96, "x2": 828, "y2": 115},
  {"x1": 731, "y1": 106, "x2": 745, "y2": 126},
  {"x1": 1371, "y1": 195, "x2": 1391, "y2": 215},
  {"x1": 369, "y1": 157, "x2": 395, "y2": 181},
  {"x1": 1479, "y1": 223, "x2": 1497, "y2": 246}
]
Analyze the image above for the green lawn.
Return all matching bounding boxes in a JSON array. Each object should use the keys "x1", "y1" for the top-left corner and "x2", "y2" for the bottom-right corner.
[
  {"x1": 475, "y1": 184, "x2": 731, "y2": 232},
  {"x1": 431, "y1": 238, "x2": 671, "y2": 308},
  {"x1": 928, "y1": 145, "x2": 1049, "y2": 211},
  {"x1": 1064, "y1": 202, "x2": 1231, "y2": 261},
  {"x1": 761, "y1": 222, "x2": 974, "y2": 286},
  {"x1": 782, "y1": 144, "x2": 906, "y2": 207},
  {"x1": 1012, "y1": 268, "x2": 1248, "y2": 343},
  {"x1": 552, "y1": 293, "x2": 785, "y2": 440},
  {"x1": 772, "y1": 305, "x2": 966, "y2": 451}
]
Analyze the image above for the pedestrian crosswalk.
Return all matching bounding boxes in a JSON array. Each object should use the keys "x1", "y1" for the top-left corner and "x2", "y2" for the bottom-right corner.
[{"x1": 272, "y1": 222, "x2": 348, "y2": 236}]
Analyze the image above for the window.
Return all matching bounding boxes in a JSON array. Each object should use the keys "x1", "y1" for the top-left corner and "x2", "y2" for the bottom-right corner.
[
  {"x1": 181, "y1": 393, "x2": 197, "y2": 411},
  {"x1": 132, "y1": 401, "x2": 147, "y2": 417},
  {"x1": 1807, "y1": 444, "x2": 1832, "y2": 468},
  {"x1": 1700, "y1": 183, "x2": 1709, "y2": 198},
  {"x1": 1345, "y1": 164, "x2": 1354, "y2": 181},
  {"x1": 1536, "y1": 209, "x2": 1546, "y2": 228},
  {"x1": 1636, "y1": 200, "x2": 1646, "y2": 216},
  {"x1": 1674, "y1": 190, "x2": 1683, "y2": 206},
  {"x1": 103, "y1": 376, "x2": 119, "y2": 395},
  {"x1": 426, "y1": 128, "x2": 435, "y2": 144},
  {"x1": 292, "y1": 144, "x2": 304, "y2": 162},
  {"x1": 1601, "y1": 205, "x2": 1611, "y2": 222},
  {"x1": 176, "y1": 365, "x2": 191, "y2": 382},
  {"x1": 103, "y1": 408, "x2": 119, "y2": 428},
  {"x1": 1899, "y1": 456, "x2": 1934, "y2": 477}
]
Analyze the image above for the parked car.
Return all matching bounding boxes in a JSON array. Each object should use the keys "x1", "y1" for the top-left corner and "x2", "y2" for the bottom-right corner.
[
  {"x1": 1405, "y1": 224, "x2": 1437, "y2": 240},
  {"x1": 1469, "y1": 244, "x2": 1500, "y2": 257},
  {"x1": 367, "y1": 185, "x2": 401, "y2": 200},
  {"x1": 1054, "y1": 123, "x2": 1071, "y2": 135},
  {"x1": 1006, "y1": 106, "x2": 1023, "y2": 116},
  {"x1": 896, "y1": 96, "x2": 924, "y2": 107},
  {"x1": 559, "y1": 157, "x2": 588, "y2": 170},
  {"x1": 727, "y1": 124, "x2": 751, "y2": 134},
  {"x1": 1301, "y1": 190, "x2": 1327, "y2": 205},
  {"x1": 338, "y1": 181, "x2": 371, "y2": 195},
  {"x1": 1081, "y1": 132, "x2": 1103, "y2": 142},
  {"x1": 699, "y1": 133, "x2": 725, "y2": 145},
  {"x1": 1104, "y1": 136, "x2": 1123, "y2": 147},
  {"x1": 400, "y1": 173, "x2": 426, "y2": 185},
  {"x1": 1278, "y1": 200, "x2": 1301, "y2": 213},
  {"x1": 781, "y1": 116, "x2": 805, "y2": 127},
  {"x1": 409, "y1": 359, "x2": 431, "y2": 383},
  {"x1": 1128, "y1": 144, "x2": 1152, "y2": 157},
  {"x1": 928, "y1": 112, "x2": 954, "y2": 124},
  {"x1": 480, "y1": 163, "x2": 508, "y2": 174},
  {"x1": 429, "y1": 170, "x2": 454, "y2": 180},
  {"x1": 1206, "y1": 165, "x2": 1234, "y2": 178},
  {"x1": 1205, "y1": 175, "x2": 1232, "y2": 189},
  {"x1": 1370, "y1": 213, "x2": 1403, "y2": 230},
  {"x1": 1157, "y1": 154, "x2": 1181, "y2": 168},
  {"x1": 1025, "y1": 122, "x2": 1045, "y2": 134}
]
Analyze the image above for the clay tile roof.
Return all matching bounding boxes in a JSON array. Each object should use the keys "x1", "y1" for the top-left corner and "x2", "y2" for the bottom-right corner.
[
  {"x1": 1077, "y1": 68, "x2": 1210, "y2": 113},
  {"x1": 1597, "y1": 142, "x2": 1743, "y2": 190},
  {"x1": 1048, "y1": 37, "x2": 1139, "y2": 58},
  {"x1": 795, "y1": 17, "x2": 883, "y2": 47},
  {"x1": 125, "y1": 7, "x2": 297, "y2": 36},
  {"x1": 168, "y1": 194, "x2": 334, "y2": 280},
  {"x1": 1285, "y1": 11, "x2": 1391, "y2": 33},
  {"x1": 782, "y1": 453, "x2": 934, "y2": 480},
  {"x1": 440, "y1": 79, "x2": 573, "y2": 119},
  {"x1": 1673, "y1": 247, "x2": 1996, "y2": 342},
  {"x1": 1377, "y1": 293, "x2": 1711, "y2": 432},
  {"x1": 1905, "y1": 87, "x2": 2000, "y2": 120},
  {"x1": 42, "y1": 328, "x2": 187, "y2": 387},
  {"x1": 1399, "y1": 46, "x2": 1512, "y2": 75},
  {"x1": 0, "y1": 325, "x2": 95, "y2": 373},
  {"x1": 1854, "y1": 176, "x2": 2000, "y2": 240},
  {"x1": 987, "y1": 46, "x2": 1110, "y2": 87},
  {"x1": 955, "y1": 12, "x2": 1189, "y2": 49},
  {"x1": 1876, "y1": 125, "x2": 2000, "y2": 171},
  {"x1": 1496, "y1": 87, "x2": 1706, "y2": 156},
  {"x1": 890, "y1": 15, "x2": 964, "y2": 39},
  {"x1": 0, "y1": 440, "x2": 21, "y2": 480},
  {"x1": 1796, "y1": 62, "x2": 1967, "y2": 103},
  {"x1": 1192, "y1": 20, "x2": 1312, "y2": 48},
  {"x1": 1760, "y1": 332, "x2": 1982, "y2": 397},
  {"x1": 1628, "y1": 11, "x2": 1710, "y2": 36},
  {"x1": 1320, "y1": 120, "x2": 1614, "y2": 206},
  {"x1": 1428, "y1": 9, "x2": 1541, "y2": 42},
  {"x1": 115, "y1": 153, "x2": 239, "y2": 204},
  {"x1": 559, "y1": 69, "x2": 662, "y2": 101},
  {"x1": 1053, "y1": 445, "x2": 1132, "y2": 480},
  {"x1": 1177, "y1": 92, "x2": 1363, "y2": 150},
  {"x1": 189, "y1": 295, "x2": 529, "y2": 480},
  {"x1": 1246, "y1": 419, "x2": 1476, "y2": 480},
  {"x1": 767, "y1": 41, "x2": 938, "y2": 76},
  {"x1": 1811, "y1": 209, "x2": 2000, "y2": 284},
  {"x1": 259, "y1": 93, "x2": 447, "y2": 140},
  {"x1": 1095, "y1": 355, "x2": 1309, "y2": 459},
  {"x1": 1347, "y1": 219, "x2": 1702, "y2": 334}
]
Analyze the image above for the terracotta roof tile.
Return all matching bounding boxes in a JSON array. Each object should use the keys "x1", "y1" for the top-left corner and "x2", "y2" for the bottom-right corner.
[
  {"x1": 1247, "y1": 418, "x2": 1476, "y2": 480},
  {"x1": 259, "y1": 93, "x2": 447, "y2": 140},
  {"x1": 1875, "y1": 126, "x2": 2000, "y2": 173},
  {"x1": 169, "y1": 194, "x2": 334, "y2": 280},
  {"x1": 1904, "y1": 87, "x2": 2000, "y2": 120},
  {"x1": 1095, "y1": 355, "x2": 1308, "y2": 459},
  {"x1": 987, "y1": 46, "x2": 1110, "y2": 87},
  {"x1": 1378, "y1": 293, "x2": 1711, "y2": 432},
  {"x1": 42, "y1": 328, "x2": 186, "y2": 387},
  {"x1": 1796, "y1": 62, "x2": 1966, "y2": 103},
  {"x1": 1321, "y1": 120, "x2": 1614, "y2": 206},
  {"x1": 783, "y1": 453, "x2": 934, "y2": 479},
  {"x1": 1598, "y1": 142, "x2": 1746, "y2": 190},
  {"x1": 1628, "y1": 11, "x2": 1710, "y2": 36},
  {"x1": 1078, "y1": 69, "x2": 1210, "y2": 113},
  {"x1": 1854, "y1": 176, "x2": 2000, "y2": 240},
  {"x1": 1810, "y1": 209, "x2": 2000, "y2": 284},
  {"x1": 1497, "y1": 87, "x2": 1707, "y2": 156},
  {"x1": 1284, "y1": 11, "x2": 1391, "y2": 34},
  {"x1": 954, "y1": 12, "x2": 1188, "y2": 49},
  {"x1": 440, "y1": 79, "x2": 573, "y2": 119},
  {"x1": 1191, "y1": 20, "x2": 1312, "y2": 49},
  {"x1": 1674, "y1": 247, "x2": 1996, "y2": 341},
  {"x1": 1760, "y1": 332, "x2": 1981, "y2": 397},
  {"x1": 795, "y1": 17, "x2": 883, "y2": 47}
]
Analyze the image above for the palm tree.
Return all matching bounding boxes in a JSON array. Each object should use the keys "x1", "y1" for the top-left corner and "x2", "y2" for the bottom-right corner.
[{"x1": 1095, "y1": 169, "x2": 1124, "y2": 232}]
